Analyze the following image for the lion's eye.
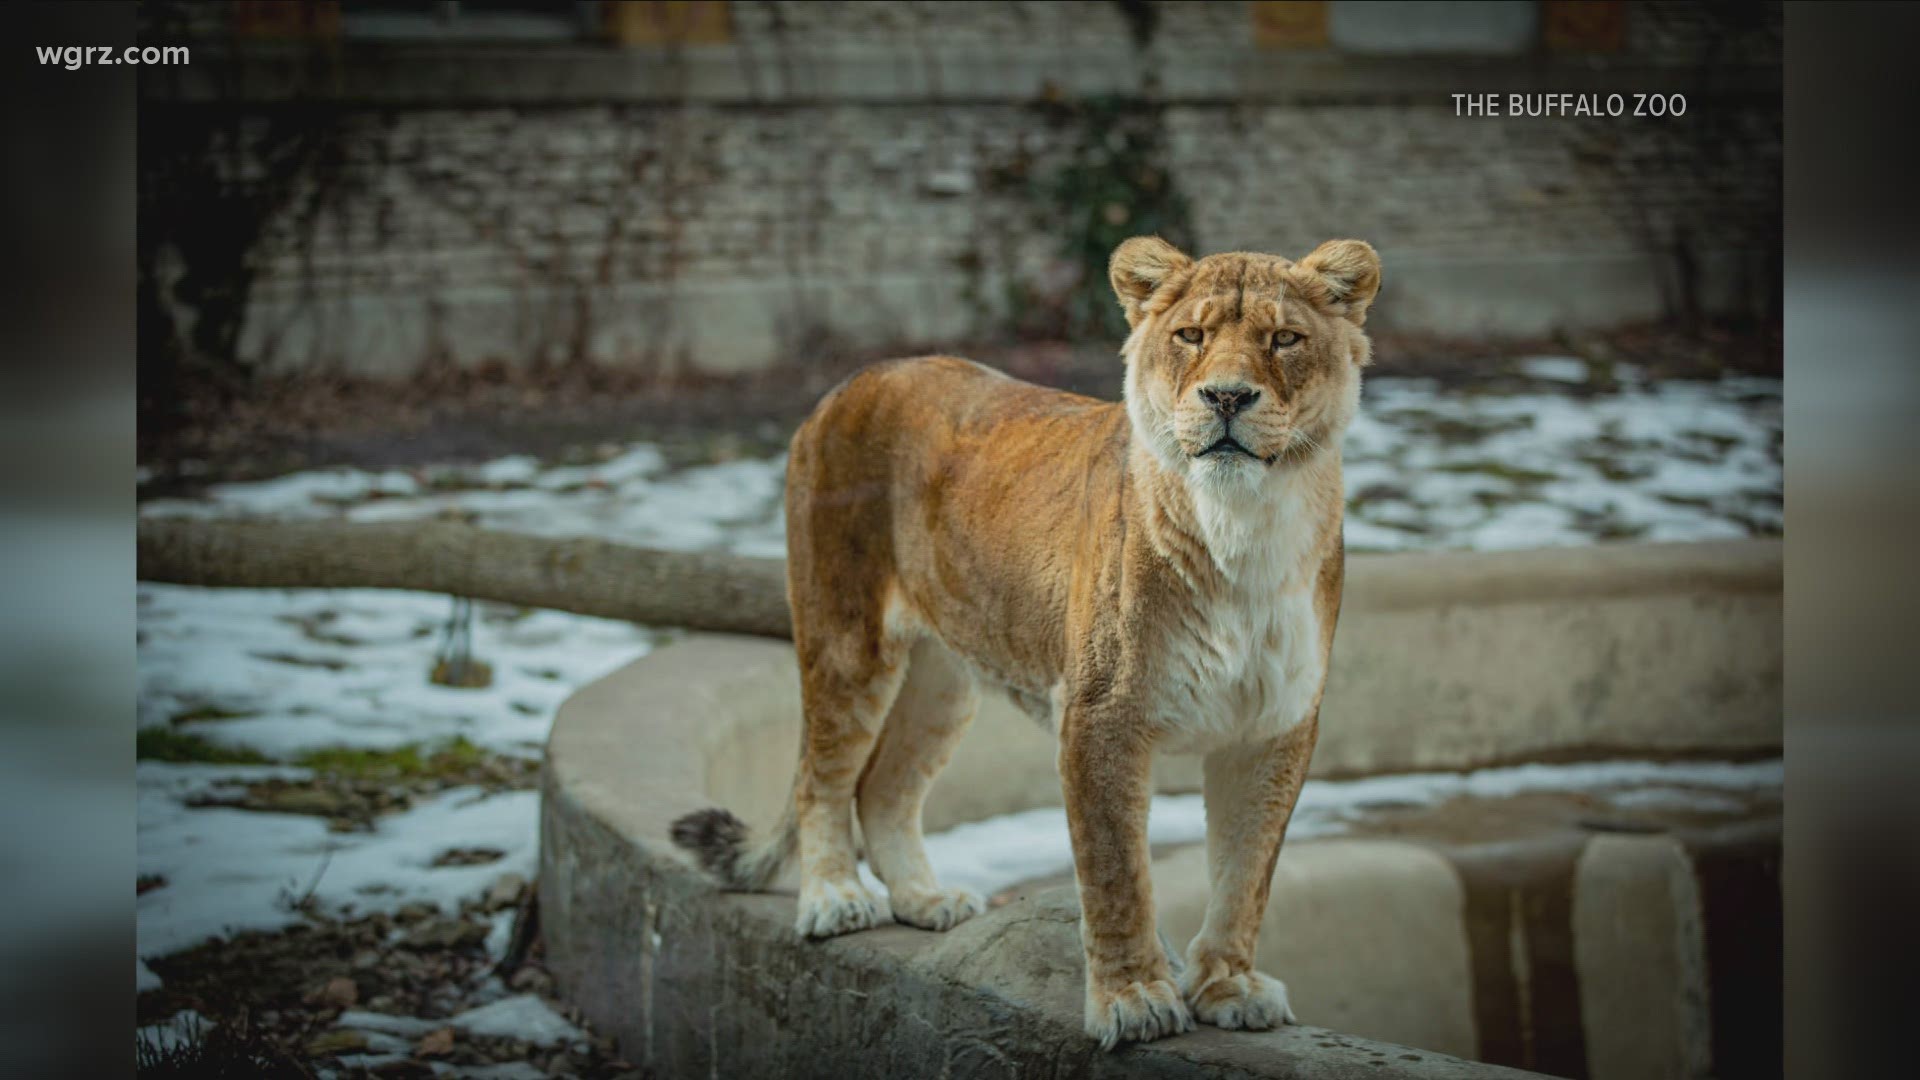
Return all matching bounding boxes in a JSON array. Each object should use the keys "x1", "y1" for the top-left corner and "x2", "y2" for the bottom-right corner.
[
  {"x1": 1272, "y1": 329, "x2": 1303, "y2": 350},
  {"x1": 1175, "y1": 327, "x2": 1204, "y2": 345}
]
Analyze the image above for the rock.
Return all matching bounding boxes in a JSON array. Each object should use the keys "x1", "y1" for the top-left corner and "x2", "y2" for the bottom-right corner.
[
  {"x1": 414, "y1": 1026, "x2": 455, "y2": 1057},
  {"x1": 305, "y1": 1029, "x2": 368, "y2": 1056},
  {"x1": 305, "y1": 975, "x2": 359, "y2": 1009},
  {"x1": 507, "y1": 966, "x2": 552, "y2": 995},
  {"x1": 404, "y1": 917, "x2": 488, "y2": 950},
  {"x1": 484, "y1": 873, "x2": 527, "y2": 912}
]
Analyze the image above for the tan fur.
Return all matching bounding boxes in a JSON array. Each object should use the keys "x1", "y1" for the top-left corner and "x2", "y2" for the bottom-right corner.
[{"x1": 674, "y1": 237, "x2": 1380, "y2": 1049}]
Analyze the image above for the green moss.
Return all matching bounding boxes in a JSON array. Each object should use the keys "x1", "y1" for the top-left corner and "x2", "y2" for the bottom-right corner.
[
  {"x1": 292, "y1": 736, "x2": 487, "y2": 780},
  {"x1": 137, "y1": 728, "x2": 271, "y2": 765}
]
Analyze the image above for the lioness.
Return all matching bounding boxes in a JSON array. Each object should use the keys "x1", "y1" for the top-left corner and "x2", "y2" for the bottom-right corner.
[{"x1": 674, "y1": 236, "x2": 1379, "y2": 1049}]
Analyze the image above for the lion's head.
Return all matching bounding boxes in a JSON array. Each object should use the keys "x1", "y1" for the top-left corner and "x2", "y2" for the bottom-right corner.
[{"x1": 1109, "y1": 237, "x2": 1380, "y2": 489}]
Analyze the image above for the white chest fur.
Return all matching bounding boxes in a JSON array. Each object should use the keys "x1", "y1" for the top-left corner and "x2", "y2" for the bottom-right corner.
[{"x1": 1152, "y1": 466, "x2": 1330, "y2": 755}]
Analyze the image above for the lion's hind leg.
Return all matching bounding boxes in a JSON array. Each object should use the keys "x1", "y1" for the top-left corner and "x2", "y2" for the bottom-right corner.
[
  {"x1": 857, "y1": 637, "x2": 984, "y2": 931},
  {"x1": 790, "y1": 610, "x2": 908, "y2": 939}
]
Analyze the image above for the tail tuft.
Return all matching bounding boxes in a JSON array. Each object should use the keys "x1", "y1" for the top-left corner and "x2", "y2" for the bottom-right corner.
[
  {"x1": 670, "y1": 802, "x2": 796, "y2": 891},
  {"x1": 670, "y1": 807, "x2": 751, "y2": 883}
]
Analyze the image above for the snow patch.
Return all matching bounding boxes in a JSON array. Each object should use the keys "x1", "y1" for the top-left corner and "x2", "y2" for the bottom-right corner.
[
  {"x1": 876, "y1": 759, "x2": 1784, "y2": 900},
  {"x1": 139, "y1": 586, "x2": 650, "y2": 760},
  {"x1": 337, "y1": 1011, "x2": 443, "y2": 1038},
  {"x1": 450, "y1": 994, "x2": 586, "y2": 1047},
  {"x1": 484, "y1": 909, "x2": 516, "y2": 962},
  {"x1": 138, "y1": 776, "x2": 538, "y2": 959},
  {"x1": 1519, "y1": 355, "x2": 1589, "y2": 383},
  {"x1": 1606, "y1": 786, "x2": 1750, "y2": 814}
]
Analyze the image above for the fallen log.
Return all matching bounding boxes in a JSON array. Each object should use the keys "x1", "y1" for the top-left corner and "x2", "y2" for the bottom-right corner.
[{"x1": 137, "y1": 518, "x2": 794, "y2": 639}]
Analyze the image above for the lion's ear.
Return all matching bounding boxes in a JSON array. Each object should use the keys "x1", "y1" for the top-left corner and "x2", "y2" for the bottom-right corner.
[
  {"x1": 1109, "y1": 236, "x2": 1193, "y2": 327},
  {"x1": 1293, "y1": 239, "x2": 1382, "y2": 325}
]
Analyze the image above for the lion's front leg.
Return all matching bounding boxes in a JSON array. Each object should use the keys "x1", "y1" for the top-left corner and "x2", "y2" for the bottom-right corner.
[
  {"x1": 1059, "y1": 704, "x2": 1192, "y2": 1050},
  {"x1": 1182, "y1": 716, "x2": 1318, "y2": 1030}
]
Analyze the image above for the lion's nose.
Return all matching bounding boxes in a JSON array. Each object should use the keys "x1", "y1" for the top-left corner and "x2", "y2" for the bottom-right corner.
[{"x1": 1198, "y1": 384, "x2": 1260, "y2": 419}]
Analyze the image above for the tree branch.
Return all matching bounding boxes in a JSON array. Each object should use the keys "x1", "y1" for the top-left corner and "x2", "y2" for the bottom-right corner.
[{"x1": 137, "y1": 518, "x2": 793, "y2": 640}]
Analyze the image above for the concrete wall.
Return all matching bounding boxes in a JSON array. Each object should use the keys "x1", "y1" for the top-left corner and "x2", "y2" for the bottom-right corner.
[
  {"x1": 140, "y1": 1, "x2": 1781, "y2": 376},
  {"x1": 540, "y1": 540, "x2": 1780, "y2": 1076}
]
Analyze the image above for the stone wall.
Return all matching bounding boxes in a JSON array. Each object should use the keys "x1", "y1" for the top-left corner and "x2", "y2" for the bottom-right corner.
[{"x1": 139, "y1": 1, "x2": 1781, "y2": 377}]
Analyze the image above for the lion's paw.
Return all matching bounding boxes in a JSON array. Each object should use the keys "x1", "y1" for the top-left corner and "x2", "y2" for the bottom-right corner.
[
  {"x1": 890, "y1": 886, "x2": 984, "y2": 932},
  {"x1": 1181, "y1": 969, "x2": 1297, "y2": 1031},
  {"x1": 794, "y1": 878, "x2": 891, "y2": 939},
  {"x1": 1085, "y1": 978, "x2": 1193, "y2": 1051}
]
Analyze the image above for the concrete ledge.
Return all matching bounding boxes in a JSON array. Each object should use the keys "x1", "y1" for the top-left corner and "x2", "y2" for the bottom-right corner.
[
  {"x1": 541, "y1": 643, "x2": 1543, "y2": 1079},
  {"x1": 540, "y1": 541, "x2": 1779, "y2": 1075}
]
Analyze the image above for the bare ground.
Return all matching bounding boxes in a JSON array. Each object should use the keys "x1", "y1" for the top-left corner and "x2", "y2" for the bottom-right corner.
[{"x1": 139, "y1": 896, "x2": 644, "y2": 1078}]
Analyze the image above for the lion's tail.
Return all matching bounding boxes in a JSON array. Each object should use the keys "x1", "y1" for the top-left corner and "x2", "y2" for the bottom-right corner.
[{"x1": 669, "y1": 797, "x2": 797, "y2": 891}]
